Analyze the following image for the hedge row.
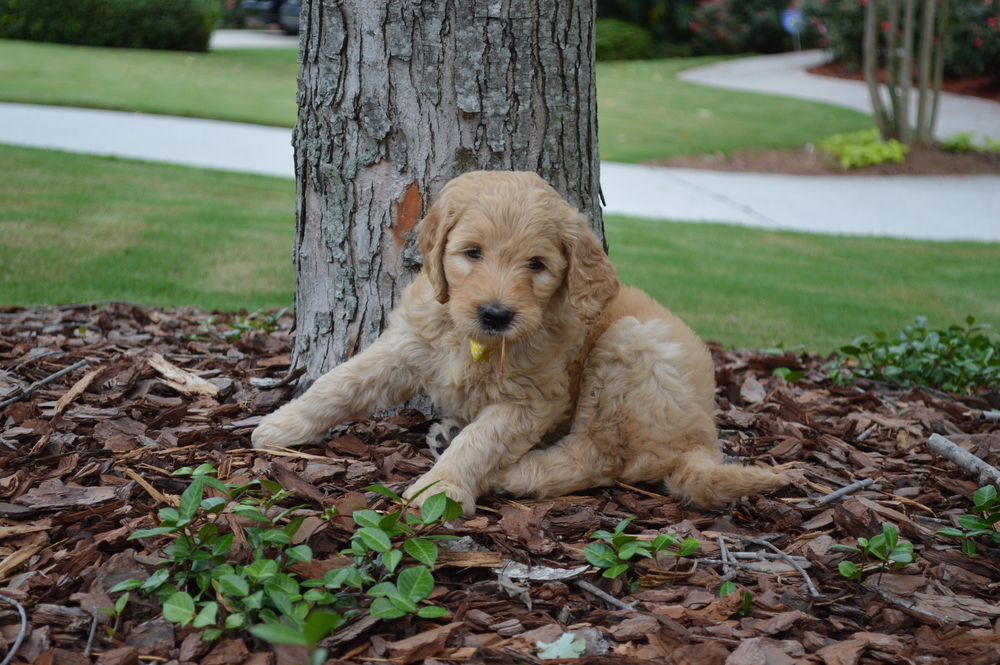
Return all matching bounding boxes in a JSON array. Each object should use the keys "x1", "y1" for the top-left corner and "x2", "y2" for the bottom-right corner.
[{"x1": 0, "y1": 0, "x2": 219, "y2": 52}]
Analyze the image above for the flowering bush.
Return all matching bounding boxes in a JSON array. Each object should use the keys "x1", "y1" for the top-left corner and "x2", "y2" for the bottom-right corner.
[
  {"x1": 689, "y1": 0, "x2": 821, "y2": 55},
  {"x1": 803, "y1": 0, "x2": 1000, "y2": 80}
]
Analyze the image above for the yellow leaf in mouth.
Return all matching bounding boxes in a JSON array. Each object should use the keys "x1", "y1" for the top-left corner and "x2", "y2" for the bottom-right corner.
[{"x1": 469, "y1": 338, "x2": 490, "y2": 362}]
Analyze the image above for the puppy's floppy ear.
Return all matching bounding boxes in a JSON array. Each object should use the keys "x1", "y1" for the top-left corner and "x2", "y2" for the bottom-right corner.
[
  {"x1": 566, "y1": 215, "x2": 619, "y2": 325},
  {"x1": 417, "y1": 192, "x2": 454, "y2": 304}
]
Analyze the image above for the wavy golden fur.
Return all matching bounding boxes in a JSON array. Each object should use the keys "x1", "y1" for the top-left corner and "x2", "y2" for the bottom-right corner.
[{"x1": 252, "y1": 171, "x2": 787, "y2": 516}]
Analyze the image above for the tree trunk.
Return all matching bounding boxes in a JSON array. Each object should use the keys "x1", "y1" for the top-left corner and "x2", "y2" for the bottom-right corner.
[
  {"x1": 864, "y1": 0, "x2": 891, "y2": 138},
  {"x1": 290, "y1": 0, "x2": 603, "y2": 390}
]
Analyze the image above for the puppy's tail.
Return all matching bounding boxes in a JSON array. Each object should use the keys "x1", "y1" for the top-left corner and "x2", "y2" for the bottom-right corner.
[{"x1": 665, "y1": 449, "x2": 788, "y2": 508}]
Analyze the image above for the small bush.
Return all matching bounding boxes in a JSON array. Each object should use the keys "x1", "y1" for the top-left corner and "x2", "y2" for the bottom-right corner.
[
  {"x1": 820, "y1": 129, "x2": 909, "y2": 169},
  {"x1": 689, "y1": 0, "x2": 820, "y2": 55},
  {"x1": 0, "y1": 0, "x2": 219, "y2": 52},
  {"x1": 597, "y1": 0, "x2": 697, "y2": 45},
  {"x1": 596, "y1": 17, "x2": 654, "y2": 60}
]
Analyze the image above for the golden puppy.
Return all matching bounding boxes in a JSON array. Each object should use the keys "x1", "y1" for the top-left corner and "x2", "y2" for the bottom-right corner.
[{"x1": 252, "y1": 171, "x2": 787, "y2": 516}]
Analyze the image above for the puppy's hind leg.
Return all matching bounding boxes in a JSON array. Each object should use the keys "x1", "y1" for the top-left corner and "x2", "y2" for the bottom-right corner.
[{"x1": 497, "y1": 433, "x2": 617, "y2": 500}]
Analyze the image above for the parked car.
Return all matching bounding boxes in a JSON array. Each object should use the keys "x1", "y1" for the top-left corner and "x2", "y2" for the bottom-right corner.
[{"x1": 242, "y1": 0, "x2": 300, "y2": 35}]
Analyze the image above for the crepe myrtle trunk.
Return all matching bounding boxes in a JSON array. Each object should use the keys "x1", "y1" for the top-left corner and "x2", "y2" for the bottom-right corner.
[{"x1": 289, "y1": 0, "x2": 604, "y2": 392}]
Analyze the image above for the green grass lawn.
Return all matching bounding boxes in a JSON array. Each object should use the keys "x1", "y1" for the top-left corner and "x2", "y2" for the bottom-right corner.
[
  {"x1": 0, "y1": 144, "x2": 295, "y2": 311},
  {"x1": 4, "y1": 144, "x2": 997, "y2": 353},
  {"x1": 595, "y1": 57, "x2": 873, "y2": 161},
  {"x1": 0, "y1": 40, "x2": 299, "y2": 127},
  {"x1": 0, "y1": 40, "x2": 873, "y2": 160}
]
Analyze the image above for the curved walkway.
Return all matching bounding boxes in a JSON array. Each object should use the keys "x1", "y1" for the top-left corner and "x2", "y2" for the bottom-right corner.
[{"x1": 1, "y1": 40, "x2": 998, "y2": 243}]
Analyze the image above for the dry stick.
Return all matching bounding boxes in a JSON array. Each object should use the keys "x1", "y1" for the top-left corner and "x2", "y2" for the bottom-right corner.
[
  {"x1": 927, "y1": 433, "x2": 1000, "y2": 489},
  {"x1": 0, "y1": 594, "x2": 28, "y2": 665},
  {"x1": 575, "y1": 579, "x2": 637, "y2": 611},
  {"x1": 982, "y1": 411, "x2": 1000, "y2": 423},
  {"x1": 84, "y1": 610, "x2": 100, "y2": 658},
  {"x1": 0, "y1": 359, "x2": 88, "y2": 409},
  {"x1": 817, "y1": 477, "x2": 876, "y2": 506},
  {"x1": 738, "y1": 537, "x2": 820, "y2": 598},
  {"x1": 718, "y1": 533, "x2": 735, "y2": 582}
]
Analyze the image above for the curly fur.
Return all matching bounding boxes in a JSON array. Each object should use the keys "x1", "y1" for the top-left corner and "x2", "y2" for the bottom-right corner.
[{"x1": 252, "y1": 171, "x2": 787, "y2": 516}]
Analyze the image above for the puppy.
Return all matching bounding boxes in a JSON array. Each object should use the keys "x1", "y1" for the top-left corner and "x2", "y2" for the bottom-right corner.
[{"x1": 252, "y1": 171, "x2": 787, "y2": 516}]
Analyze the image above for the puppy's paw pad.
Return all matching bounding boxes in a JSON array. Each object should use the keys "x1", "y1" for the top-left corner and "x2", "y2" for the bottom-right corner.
[{"x1": 425, "y1": 419, "x2": 463, "y2": 459}]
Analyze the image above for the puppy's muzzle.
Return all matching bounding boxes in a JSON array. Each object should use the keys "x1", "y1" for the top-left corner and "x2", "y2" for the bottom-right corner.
[{"x1": 478, "y1": 304, "x2": 515, "y2": 333}]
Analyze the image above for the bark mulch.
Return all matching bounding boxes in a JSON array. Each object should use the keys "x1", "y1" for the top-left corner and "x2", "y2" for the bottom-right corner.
[{"x1": 2, "y1": 303, "x2": 1000, "y2": 665}]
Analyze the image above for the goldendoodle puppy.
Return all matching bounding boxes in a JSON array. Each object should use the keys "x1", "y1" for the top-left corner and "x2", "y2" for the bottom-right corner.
[{"x1": 252, "y1": 171, "x2": 787, "y2": 516}]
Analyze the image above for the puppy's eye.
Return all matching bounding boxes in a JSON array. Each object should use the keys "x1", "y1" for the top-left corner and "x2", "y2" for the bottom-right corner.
[
  {"x1": 527, "y1": 257, "x2": 546, "y2": 271},
  {"x1": 465, "y1": 248, "x2": 482, "y2": 260}
]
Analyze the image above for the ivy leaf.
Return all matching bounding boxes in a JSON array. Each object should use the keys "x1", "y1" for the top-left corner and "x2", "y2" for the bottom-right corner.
[
  {"x1": 357, "y1": 527, "x2": 392, "y2": 553},
  {"x1": 250, "y1": 623, "x2": 310, "y2": 646},
  {"x1": 383, "y1": 549, "x2": 403, "y2": 573},
  {"x1": 397, "y1": 566, "x2": 435, "y2": 602},
  {"x1": 417, "y1": 605, "x2": 450, "y2": 618},
  {"x1": 404, "y1": 537, "x2": 439, "y2": 568},
  {"x1": 584, "y1": 543, "x2": 617, "y2": 569},
  {"x1": 179, "y1": 476, "x2": 206, "y2": 522},
  {"x1": 369, "y1": 597, "x2": 406, "y2": 619},
  {"x1": 162, "y1": 592, "x2": 196, "y2": 625},
  {"x1": 192, "y1": 602, "x2": 218, "y2": 629},
  {"x1": 218, "y1": 574, "x2": 250, "y2": 597}
]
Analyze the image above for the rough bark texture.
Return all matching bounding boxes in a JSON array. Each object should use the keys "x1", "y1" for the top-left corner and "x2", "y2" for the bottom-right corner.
[{"x1": 291, "y1": 0, "x2": 602, "y2": 389}]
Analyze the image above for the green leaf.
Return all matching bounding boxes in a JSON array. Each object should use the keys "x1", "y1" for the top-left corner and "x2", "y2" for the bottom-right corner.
[
  {"x1": 838, "y1": 561, "x2": 861, "y2": 581},
  {"x1": 232, "y1": 505, "x2": 272, "y2": 523},
  {"x1": 962, "y1": 539, "x2": 979, "y2": 556},
  {"x1": 110, "y1": 579, "x2": 144, "y2": 593},
  {"x1": 162, "y1": 592, "x2": 196, "y2": 625},
  {"x1": 201, "y1": 628, "x2": 222, "y2": 642},
  {"x1": 383, "y1": 549, "x2": 403, "y2": 573},
  {"x1": 303, "y1": 611, "x2": 345, "y2": 646},
  {"x1": 719, "y1": 581, "x2": 737, "y2": 597},
  {"x1": 249, "y1": 623, "x2": 310, "y2": 646},
  {"x1": 388, "y1": 592, "x2": 418, "y2": 614},
  {"x1": 245, "y1": 558, "x2": 279, "y2": 581},
  {"x1": 936, "y1": 527, "x2": 967, "y2": 538},
  {"x1": 213, "y1": 533, "x2": 234, "y2": 557},
  {"x1": 613, "y1": 517, "x2": 634, "y2": 535},
  {"x1": 740, "y1": 591, "x2": 753, "y2": 616},
  {"x1": 370, "y1": 597, "x2": 407, "y2": 619},
  {"x1": 419, "y1": 492, "x2": 448, "y2": 524},
  {"x1": 678, "y1": 538, "x2": 700, "y2": 557},
  {"x1": 352, "y1": 509, "x2": 384, "y2": 529},
  {"x1": 603, "y1": 564, "x2": 630, "y2": 579},
  {"x1": 398, "y1": 565, "x2": 435, "y2": 602},
  {"x1": 128, "y1": 526, "x2": 177, "y2": 540},
  {"x1": 141, "y1": 569, "x2": 170, "y2": 591},
  {"x1": 958, "y1": 514, "x2": 992, "y2": 532},
  {"x1": 651, "y1": 534, "x2": 678, "y2": 551},
  {"x1": 417, "y1": 605, "x2": 450, "y2": 618},
  {"x1": 114, "y1": 592, "x2": 129, "y2": 614},
  {"x1": 192, "y1": 602, "x2": 218, "y2": 628},
  {"x1": 584, "y1": 543, "x2": 618, "y2": 569},
  {"x1": 367, "y1": 581, "x2": 397, "y2": 597},
  {"x1": 225, "y1": 613, "x2": 246, "y2": 630},
  {"x1": 357, "y1": 527, "x2": 392, "y2": 553},
  {"x1": 404, "y1": 537, "x2": 439, "y2": 568},
  {"x1": 179, "y1": 477, "x2": 206, "y2": 521},
  {"x1": 286, "y1": 545, "x2": 313, "y2": 564},
  {"x1": 200, "y1": 497, "x2": 228, "y2": 514},
  {"x1": 363, "y1": 483, "x2": 405, "y2": 503},
  {"x1": 218, "y1": 574, "x2": 250, "y2": 597}
]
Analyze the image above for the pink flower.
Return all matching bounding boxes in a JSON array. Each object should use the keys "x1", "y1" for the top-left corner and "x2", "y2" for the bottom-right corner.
[
  {"x1": 974, "y1": 37, "x2": 984, "y2": 47},
  {"x1": 819, "y1": 24, "x2": 828, "y2": 34},
  {"x1": 716, "y1": 28, "x2": 725, "y2": 39},
  {"x1": 716, "y1": 11, "x2": 725, "y2": 19},
  {"x1": 819, "y1": 37, "x2": 828, "y2": 47},
  {"x1": 988, "y1": 16, "x2": 997, "y2": 25},
  {"x1": 881, "y1": 21, "x2": 890, "y2": 31},
  {"x1": 690, "y1": 21, "x2": 700, "y2": 32}
]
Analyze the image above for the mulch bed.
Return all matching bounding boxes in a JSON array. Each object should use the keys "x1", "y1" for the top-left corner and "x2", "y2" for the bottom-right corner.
[
  {"x1": 2, "y1": 303, "x2": 1000, "y2": 665},
  {"x1": 648, "y1": 144, "x2": 1000, "y2": 176},
  {"x1": 808, "y1": 62, "x2": 1000, "y2": 105}
]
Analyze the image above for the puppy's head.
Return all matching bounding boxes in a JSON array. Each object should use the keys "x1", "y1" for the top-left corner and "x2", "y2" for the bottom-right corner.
[{"x1": 417, "y1": 171, "x2": 618, "y2": 343}]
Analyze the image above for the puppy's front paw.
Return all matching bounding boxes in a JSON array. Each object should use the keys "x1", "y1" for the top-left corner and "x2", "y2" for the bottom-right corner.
[
  {"x1": 403, "y1": 475, "x2": 477, "y2": 518},
  {"x1": 251, "y1": 409, "x2": 318, "y2": 450}
]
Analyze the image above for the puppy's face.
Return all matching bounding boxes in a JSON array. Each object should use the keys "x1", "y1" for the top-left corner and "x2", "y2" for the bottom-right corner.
[
  {"x1": 442, "y1": 197, "x2": 568, "y2": 344},
  {"x1": 418, "y1": 171, "x2": 619, "y2": 345}
]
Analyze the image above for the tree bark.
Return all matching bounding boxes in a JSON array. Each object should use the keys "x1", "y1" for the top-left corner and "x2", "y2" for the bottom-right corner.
[
  {"x1": 290, "y1": 0, "x2": 603, "y2": 389},
  {"x1": 864, "y1": 0, "x2": 891, "y2": 139}
]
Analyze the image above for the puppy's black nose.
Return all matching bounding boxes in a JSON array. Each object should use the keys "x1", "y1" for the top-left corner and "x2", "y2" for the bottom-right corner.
[{"x1": 478, "y1": 305, "x2": 514, "y2": 332}]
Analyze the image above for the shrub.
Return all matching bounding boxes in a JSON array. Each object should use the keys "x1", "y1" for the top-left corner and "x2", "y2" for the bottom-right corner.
[
  {"x1": 689, "y1": 0, "x2": 820, "y2": 55},
  {"x1": 802, "y1": 0, "x2": 1000, "y2": 80},
  {"x1": 597, "y1": 0, "x2": 697, "y2": 45},
  {"x1": 0, "y1": 0, "x2": 219, "y2": 52},
  {"x1": 819, "y1": 129, "x2": 909, "y2": 168},
  {"x1": 596, "y1": 17, "x2": 654, "y2": 60}
]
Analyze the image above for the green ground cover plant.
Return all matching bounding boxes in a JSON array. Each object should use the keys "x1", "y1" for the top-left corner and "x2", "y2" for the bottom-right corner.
[
  {"x1": 831, "y1": 316, "x2": 1000, "y2": 393},
  {"x1": 820, "y1": 129, "x2": 909, "y2": 170},
  {"x1": 0, "y1": 40, "x2": 873, "y2": 162},
  {"x1": 936, "y1": 485, "x2": 1000, "y2": 556},
  {"x1": 4, "y1": 145, "x2": 1000, "y2": 352}
]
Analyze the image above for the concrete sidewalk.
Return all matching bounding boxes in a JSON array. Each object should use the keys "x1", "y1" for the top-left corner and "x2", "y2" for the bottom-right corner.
[
  {"x1": 1, "y1": 47, "x2": 997, "y2": 243},
  {"x1": 679, "y1": 50, "x2": 1000, "y2": 143}
]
